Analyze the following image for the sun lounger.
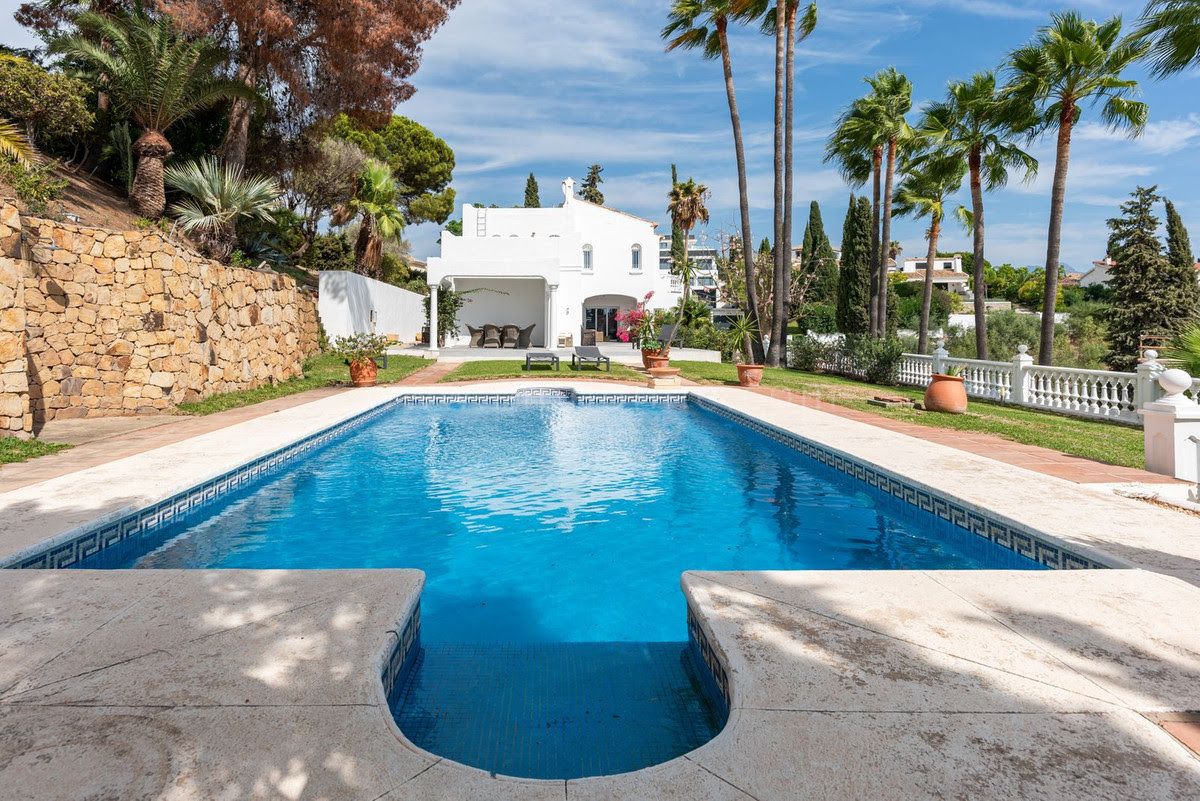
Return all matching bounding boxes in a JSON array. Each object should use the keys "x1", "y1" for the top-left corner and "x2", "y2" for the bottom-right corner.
[{"x1": 571, "y1": 346, "x2": 610, "y2": 372}]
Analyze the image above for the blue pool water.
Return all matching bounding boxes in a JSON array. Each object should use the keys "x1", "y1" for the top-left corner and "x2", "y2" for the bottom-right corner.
[{"x1": 77, "y1": 397, "x2": 1044, "y2": 777}]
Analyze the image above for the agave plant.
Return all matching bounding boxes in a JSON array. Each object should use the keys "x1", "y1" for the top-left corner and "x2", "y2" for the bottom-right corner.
[
  {"x1": 1167, "y1": 323, "x2": 1200, "y2": 376},
  {"x1": 165, "y1": 157, "x2": 282, "y2": 261}
]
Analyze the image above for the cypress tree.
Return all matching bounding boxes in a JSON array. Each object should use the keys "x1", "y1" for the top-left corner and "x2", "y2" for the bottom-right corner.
[
  {"x1": 1106, "y1": 186, "x2": 1199, "y2": 370},
  {"x1": 836, "y1": 195, "x2": 872, "y2": 334},
  {"x1": 524, "y1": 173, "x2": 540, "y2": 208},
  {"x1": 800, "y1": 200, "x2": 839, "y2": 303},
  {"x1": 1165, "y1": 198, "x2": 1200, "y2": 309},
  {"x1": 670, "y1": 164, "x2": 685, "y2": 268}
]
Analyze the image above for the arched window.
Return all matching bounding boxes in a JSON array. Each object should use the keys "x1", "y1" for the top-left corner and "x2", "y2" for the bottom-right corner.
[
  {"x1": 631, "y1": 244, "x2": 642, "y2": 272},
  {"x1": 582, "y1": 244, "x2": 593, "y2": 272}
]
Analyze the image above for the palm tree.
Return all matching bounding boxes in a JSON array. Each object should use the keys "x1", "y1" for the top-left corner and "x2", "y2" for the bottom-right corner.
[
  {"x1": 737, "y1": 1, "x2": 817, "y2": 365},
  {"x1": 830, "y1": 98, "x2": 888, "y2": 335},
  {"x1": 893, "y1": 157, "x2": 966, "y2": 354},
  {"x1": 1134, "y1": 1, "x2": 1200, "y2": 76},
  {"x1": 667, "y1": 177, "x2": 711, "y2": 304},
  {"x1": 54, "y1": 11, "x2": 251, "y2": 218},
  {"x1": 663, "y1": 1, "x2": 764, "y2": 361},
  {"x1": 919, "y1": 71, "x2": 1038, "y2": 358},
  {"x1": 1006, "y1": 12, "x2": 1148, "y2": 365},
  {"x1": 332, "y1": 161, "x2": 406, "y2": 280},
  {"x1": 0, "y1": 118, "x2": 34, "y2": 165},
  {"x1": 164, "y1": 157, "x2": 282, "y2": 261}
]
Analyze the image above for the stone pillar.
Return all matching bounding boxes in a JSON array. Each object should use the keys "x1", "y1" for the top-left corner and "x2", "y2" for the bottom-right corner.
[
  {"x1": 546, "y1": 283, "x2": 558, "y2": 349},
  {"x1": 1011, "y1": 344, "x2": 1033, "y2": 405},
  {"x1": 427, "y1": 283, "x2": 439, "y2": 356},
  {"x1": 1140, "y1": 368, "x2": 1200, "y2": 484},
  {"x1": 1137, "y1": 351, "x2": 1165, "y2": 409}
]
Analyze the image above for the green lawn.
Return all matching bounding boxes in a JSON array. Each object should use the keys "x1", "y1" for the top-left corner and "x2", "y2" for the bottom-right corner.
[
  {"x1": 176, "y1": 352, "x2": 428, "y2": 415},
  {"x1": 439, "y1": 359, "x2": 645, "y2": 383},
  {"x1": 0, "y1": 437, "x2": 69, "y2": 465},
  {"x1": 673, "y1": 361, "x2": 1146, "y2": 469}
]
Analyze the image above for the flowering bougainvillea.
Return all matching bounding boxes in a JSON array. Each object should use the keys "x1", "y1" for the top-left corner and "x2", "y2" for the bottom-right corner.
[{"x1": 616, "y1": 291, "x2": 664, "y2": 351}]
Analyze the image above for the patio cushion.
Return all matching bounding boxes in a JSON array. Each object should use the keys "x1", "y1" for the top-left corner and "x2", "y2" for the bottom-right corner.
[
  {"x1": 517, "y1": 324, "x2": 535, "y2": 349},
  {"x1": 467, "y1": 325, "x2": 484, "y2": 347},
  {"x1": 501, "y1": 324, "x2": 520, "y2": 348},
  {"x1": 482, "y1": 324, "x2": 501, "y2": 348}
]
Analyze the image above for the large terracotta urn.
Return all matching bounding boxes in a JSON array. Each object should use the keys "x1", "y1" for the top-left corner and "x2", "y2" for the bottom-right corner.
[
  {"x1": 349, "y1": 359, "x2": 379, "y2": 387},
  {"x1": 642, "y1": 348, "x2": 670, "y2": 370},
  {"x1": 736, "y1": 363, "x2": 764, "y2": 387},
  {"x1": 923, "y1": 373, "x2": 967, "y2": 414}
]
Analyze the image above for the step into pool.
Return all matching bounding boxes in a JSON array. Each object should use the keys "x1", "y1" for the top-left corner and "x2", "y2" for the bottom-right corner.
[{"x1": 63, "y1": 393, "x2": 1050, "y2": 779}]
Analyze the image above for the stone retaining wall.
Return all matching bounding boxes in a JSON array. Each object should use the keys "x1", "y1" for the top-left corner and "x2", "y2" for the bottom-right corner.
[{"x1": 0, "y1": 201, "x2": 319, "y2": 435}]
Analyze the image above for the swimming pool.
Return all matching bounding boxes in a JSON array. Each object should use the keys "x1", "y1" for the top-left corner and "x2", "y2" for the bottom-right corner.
[{"x1": 67, "y1": 393, "x2": 1048, "y2": 778}]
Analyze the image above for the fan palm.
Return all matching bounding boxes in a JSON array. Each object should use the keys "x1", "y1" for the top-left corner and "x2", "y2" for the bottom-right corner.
[
  {"x1": 918, "y1": 71, "x2": 1038, "y2": 358},
  {"x1": 164, "y1": 157, "x2": 282, "y2": 261},
  {"x1": 663, "y1": 0, "x2": 764, "y2": 361},
  {"x1": 736, "y1": 1, "x2": 817, "y2": 365},
  {"x1": 864, "y1": 68, "x2": 913, "y2": 338},
  {"x1": 893, "y1": 157, "x2": 966, "y2": 355},
  {"x1": 54, "y1": 11, "x2": 251, "y2": 218},
  {"x1": 332, "y1": 161, "x2": 406, "y2": 280},
  {"x1": 1005, "y1": 12, "x2": 1149, "y2": 365},
  {"x1": 1134, "y1": 0, "x2": 1200, "y2": 77},
  {"x1": 667, "y1": 177, "x2": 711, "y2": 303}
]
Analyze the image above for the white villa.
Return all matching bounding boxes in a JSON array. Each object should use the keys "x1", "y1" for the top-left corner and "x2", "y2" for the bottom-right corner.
[
  {"x1": 894, "y1": 255, "x2": 972, "y2": 298},
  {"x1": 425, "y1": 179, "x2": 682, "y2": 351}
]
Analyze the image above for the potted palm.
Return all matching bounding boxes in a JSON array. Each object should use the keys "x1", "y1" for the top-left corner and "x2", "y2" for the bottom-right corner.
[
  {"x1": 924, "y1": 363, "x2": 968, "y2": 414},
  {"x1": 729, "y1": 315, "x2": 764, "y2": 387},
  {"x1": 331, "y1": 333, "x2": 390, "y2": 387}
]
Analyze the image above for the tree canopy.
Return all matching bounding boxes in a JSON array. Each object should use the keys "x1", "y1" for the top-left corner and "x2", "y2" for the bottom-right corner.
[
  {"x1": 800, "y1": 200, "x2": 838, "y2": 304},
  {"x1": 580, "y1": 164, "x2": 604, "y2": 205},
  {"x1": 524, "y1": 173, "x2": 540, "y2": 208}
]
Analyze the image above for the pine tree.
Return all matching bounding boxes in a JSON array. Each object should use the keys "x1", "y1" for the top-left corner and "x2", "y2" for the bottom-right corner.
[
  {"x1": 836, "y1": 195, "x2": 872, "y2": 334},
  {"x1": 800, "y1": 201, "x2": 839, "y2": 304},
  {"x1": 670, "y1": 164, "x2": 685, "y2": 268},
  {"x1": 580, "y1": 164, "x2": 604, "y2": 205},
  {"x1": 524, "y1": 173, "x2": 540, "y2": 208},
  {"x1": 1106, "y1": 186, "x2": 1199, "y2": 370}
]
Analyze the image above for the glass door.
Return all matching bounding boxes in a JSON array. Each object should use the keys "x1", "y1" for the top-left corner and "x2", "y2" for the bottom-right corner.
[{"x1": 584, "y1": 307, "x2": 619, "y2": 341}]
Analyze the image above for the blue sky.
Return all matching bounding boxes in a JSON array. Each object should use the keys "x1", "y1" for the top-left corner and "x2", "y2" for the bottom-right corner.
[{"x1": 5, "y1": 0, "x2": 1198, "y2": 270}]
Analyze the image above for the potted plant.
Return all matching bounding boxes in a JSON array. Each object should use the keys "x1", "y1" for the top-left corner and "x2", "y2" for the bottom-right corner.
[
  {"x1": 330, "y1": 333, "x2": 390, "y2": 387},
  {"x1": 924, "y1": 363, "x2": 968, "y2": 414},
  {"x1": 617, "y1": 292, "x2": 670, "y2": 368},
  {"x1": 729, "y1": 315, "x2": 764, "y2": 387}
]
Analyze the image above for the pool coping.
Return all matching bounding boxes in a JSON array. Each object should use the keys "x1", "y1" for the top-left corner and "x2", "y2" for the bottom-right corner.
[{"x1": 0, "y1": 382, "x2": 1160, "y2": 574}]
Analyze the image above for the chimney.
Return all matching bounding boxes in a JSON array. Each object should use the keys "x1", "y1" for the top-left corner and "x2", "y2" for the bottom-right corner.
[{"x1": 562, "y1": 177, "x2": 576, "y2": 202}]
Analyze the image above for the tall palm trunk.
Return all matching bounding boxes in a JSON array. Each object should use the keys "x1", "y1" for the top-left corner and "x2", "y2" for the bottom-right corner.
[
  {"x1": 878, "y1": 137, "x2": 898, "y2": 335},
  {"x1": 222, "y1": 56, "x2": 258, "y2": 169},
  {"x1": 968, "y1": 145, "x2": 988, "y2": 358},
  {"x1": 767, "y1": 0, "x2": 787, "y2": 367},
  {"x1": 717, "y1": 20, "x2": 764, "y2": 363},
  {"x1": 681, "y1": 231, "x2": 691, "y2": 303},
  {"x1": 782, "y1": 1, "x2": 797, "y2": 362},
  {"x1": 868, "y1": 147, "x2": 882, "y2": 335},
  {"x1": 917, "y1": 217, "x2": 941, "y2": 355},
  {"x1": 354, "y1": 214, "x2": 379, "y2": 278},
  {"x1": 130, "y1": 130, "x2": 172, "y2": 218},
  {"x1": 1039, "y1": 99, "x2": 1074, "y2": 366}
]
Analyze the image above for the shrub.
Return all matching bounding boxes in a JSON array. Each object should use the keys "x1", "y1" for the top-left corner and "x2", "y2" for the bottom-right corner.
[
  {"x1": 0, "y1": 158, "x2": 68, "y2": 215},
  {"x1": 786, "y1": 333, "x2": 829, "y2": 371},
  {"x1": 837, "y1": 334, "x2": 905, "y2": 385},
  {"x1": 794, "y1": 302, "x2": 837, "y2": 334},
  {"x1": 329, "y1": 332, "x2": 389, "y2": 363}
]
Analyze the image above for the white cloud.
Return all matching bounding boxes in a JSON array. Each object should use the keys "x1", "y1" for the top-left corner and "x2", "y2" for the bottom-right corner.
[{"x1": 1075, "y1": 115, "x2": 1200, "y2": 156}]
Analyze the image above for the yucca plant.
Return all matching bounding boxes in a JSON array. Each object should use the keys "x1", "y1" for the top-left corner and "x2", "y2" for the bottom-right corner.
[
  {"x1": 165, "y1": 157, "x2": 282, "y2": 261},
  {"x1": 1167, "y1": 323, "x2": 1200, "y2": 375},
  {"x1": 332, "y1": 160, "x2": 406, "y2": 280},
  {"x1": 54, "y1": 11, "x2": 251, "y2": 218}
]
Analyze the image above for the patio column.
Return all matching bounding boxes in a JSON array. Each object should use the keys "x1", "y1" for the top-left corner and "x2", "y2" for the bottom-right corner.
[
  {"x1": 427, "y1": 283, "x2": 439, "y2": 356},
  {"x1": 546, "y1": 283, "x2": 558, "y2": 348}
]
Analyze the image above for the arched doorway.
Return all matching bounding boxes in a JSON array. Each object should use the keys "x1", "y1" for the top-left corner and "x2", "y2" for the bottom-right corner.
[{"x1": 581, "y1": 294, "x2": 636, "y2": 342}]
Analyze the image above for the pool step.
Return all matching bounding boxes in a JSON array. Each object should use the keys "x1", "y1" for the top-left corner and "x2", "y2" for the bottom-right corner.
[{"x1": 389, "y1": 641, "x2": 723, "y2": 780}]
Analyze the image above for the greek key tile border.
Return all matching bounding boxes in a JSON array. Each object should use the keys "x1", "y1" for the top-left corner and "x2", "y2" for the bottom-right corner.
[
  {"x1": 687, "y1": 602, "x2": 731, "y2": 717},
  {"x1": 689, "y1": 396, "x2": 1108, "y2": 571},
  {"x1": 381, "y1": 601, "x2": 422, "y2": 700},
  {"x1": 6, "y1": 390, "x2": 686, "y2": 570}
]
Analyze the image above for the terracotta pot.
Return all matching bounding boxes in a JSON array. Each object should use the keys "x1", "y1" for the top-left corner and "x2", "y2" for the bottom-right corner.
[
  {"x1": 736, "y1": 364, "x2": 764, "y2": 387},
  {"x1": 923, "y1": 373, "x2": 967, "y2": 414},
  {"x1": 349, "y1": 358, "x2": 379, "y2": 387},
  {"x1": 642, "y1": 348, "x2": 670, "y2": 370}
]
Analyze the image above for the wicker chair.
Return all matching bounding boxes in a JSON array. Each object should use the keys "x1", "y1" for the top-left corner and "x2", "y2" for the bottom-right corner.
[
  {"x1": 517, "y1": 324, "x2": 536, "y2": 349},
  {"x1": 501, "y1": 324, "x2": 520, "y2": 348},
  {"x1": 466, "y1": 325, "x2": 485, "y2": 347},
  {"x1": 482, "y1": 324, "x2": 502, "y2": 348}
]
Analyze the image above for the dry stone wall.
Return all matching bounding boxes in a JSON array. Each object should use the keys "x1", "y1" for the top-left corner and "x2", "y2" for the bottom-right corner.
[{"x1": 0, "y1": 201, "x2": 319, "y2": 435}]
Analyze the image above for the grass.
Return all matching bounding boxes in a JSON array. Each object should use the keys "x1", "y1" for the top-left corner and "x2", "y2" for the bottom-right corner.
[
  {"x1": 439, "y1": 359, "x2": 645, "y2": 383},
  {"x1": 176, "y1": 352, "x2": 428, "y2": 415},
  {"x1": 0, "y1": 437, "x2": 69, "y2": 465},
  {"x1": 673, "y1": 361, "x2": 1146, "y2": 469}
]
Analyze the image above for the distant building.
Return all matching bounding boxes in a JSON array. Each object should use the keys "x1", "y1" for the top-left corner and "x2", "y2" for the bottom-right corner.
[
  {"x1": 659, "y1": 235, "x2": 723, "y2": 306},
  {"x1": 893, "y1": 255, "x2": 971, "y2": 298},
  {"x1": 1080, "y1": 256, "x2": 1200, "y2": 288}
]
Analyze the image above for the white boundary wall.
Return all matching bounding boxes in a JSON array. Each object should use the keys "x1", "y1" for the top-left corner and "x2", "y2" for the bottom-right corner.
[{"x1": 318, "y1": 271, "x2": 425, "y2": 342}]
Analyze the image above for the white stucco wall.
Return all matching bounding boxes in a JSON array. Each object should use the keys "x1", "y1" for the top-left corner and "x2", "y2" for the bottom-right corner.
[
  {"x1": 450, "y1": 278, "x2": 547, "y2": 346},
  {"x1": 318, "y1": 271, "x2": 426, "y2": 342}
]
